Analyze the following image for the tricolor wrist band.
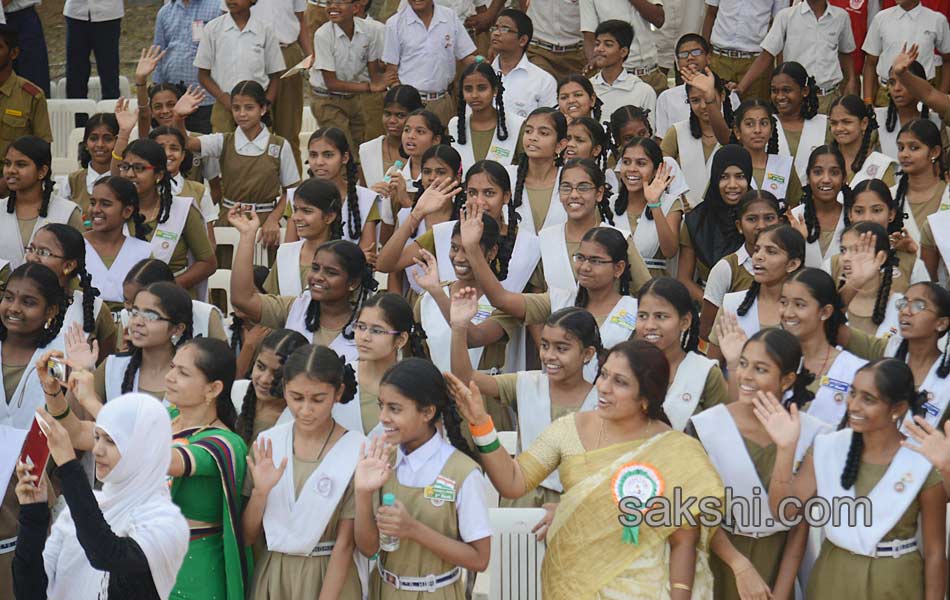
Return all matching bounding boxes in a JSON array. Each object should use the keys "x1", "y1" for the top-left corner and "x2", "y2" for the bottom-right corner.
[
  {"x1": 476, "y1": 439, "x2": 501, "y2": 454},
  {"x1": 468, "y1": 417, "x2": 495, "y2": 437},
  {"x1": 473, "y1": 430, "x2": 498, "y2": 447}
]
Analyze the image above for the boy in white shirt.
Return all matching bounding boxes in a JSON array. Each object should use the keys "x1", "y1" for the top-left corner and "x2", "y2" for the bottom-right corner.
[
  {"x1": 194, "y1": 0, "x2": 286, "y2": 133},
  {"x1": 489, "y1": 8, "x2": 557, "y2": 119},
  {"x1": 382, "y1": 0, "x2": 477, "y2": 125},
  {"x1": 589, "y1": 19, "x2": 657, "y2": 129},
  {"x1": 580, "y1": 0, "x2": 667, "y2": 94},
  {"x1": 862, "y1": 0, "x2": 950, "y2": 106},
  {"x1": 311, "y1": 0, "x2": 386, "y2": 153},
  {"x1": 524, "y1": 0, "x2": 585, "y2": 77}
]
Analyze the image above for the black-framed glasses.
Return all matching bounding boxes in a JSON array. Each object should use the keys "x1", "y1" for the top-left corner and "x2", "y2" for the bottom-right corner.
[
  {"x1": 895, "y1": 297, "x2": 934, "y2": 316},
  {"x1": 128, "y1": 307, "x2": 173, "y2": 323},
  {"x1": 23, "y1": 246, "x2": 65, "y2": 259},
  {"x1": 558, "y1": 182, "x2": 597, "y2": 195},
  {"x1": 572, "y1": 253, "x2": 614, "y2": 266},
  {"x1": 676, "y1": 48, "x2": 705, "y2": 59}
]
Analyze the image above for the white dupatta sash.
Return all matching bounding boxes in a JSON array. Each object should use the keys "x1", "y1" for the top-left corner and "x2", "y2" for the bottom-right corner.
[
  {"x1": 814, "y1": 429, "x2": 931, "y2": 556},
  {"x1": 342, "y1": 187, "x2": 380, "y2": 245},
  {"x1": 674, "y1": 120, "x2": 717, "y2": 206},
  {"x1": 420, "y1": 285, "x2": 492, "y2": 374},
  {"x1": 585, "y1": 296, "x2": 639, "y2": 382},
  {"x1": 148, "y1": 197, "x2": 192, "y2": 264},
  {"x1": 663, "y1": 352, "x2": 716, "y2": 431},
  {"x1": 791, "y1": 201, "x2": 845, "y2": 268},
  {"x1": 359, "y1": 136, "x2": 386, "y2": 187},
  {"x1": 903, "y1": 357, "x2": 950, "y2": 431},
  {"x1": 432, "y1": 220, "x2": 540, "y2": 293},
  {"x1": 275, "y1": 240, "x2": 305, "y2": 297},
  {"x1": 510, "y1": 166, "x2": 566, "y2": 234},
  {"x1": 0, "y1": 196, "x2": 79, "y2": 268},
  {"x1": 925, "y1": 187, "x2": 950, "y2": 285},
  {"x1": 515, "y1": 371, "x2": 598, "y2": 492},
  {"x1": 776, "y1": 115, "x2": 828, "y2": 181},
  {"x1": 284, "y1": 293, "x2": 359, "y2": 363},
  {"x1": 750, "y1": 154, "x2": 794, "y2": 202},
  {"x1": 850, "y1": 152, "x2": 896, "y2": 188},
  {"x1": 449, "y1": 113, "x2": 523, "y2": 172},
  {"x1": 331, "y1": 362, "x2": 385, "y2": 438},
  {"x1": 104, "y1": 354, "x2": 134, "y2": 402},
  {"x1": 693, "y1": 405, "x2": 831, "y2": 536},
  {"x1": 0, "y1": 338, "x2": 64, "y2": 428},
  {"x1": 260, "y1": 423, "x2": 365, "y2": 554},
  {"x1": 722, "y1": 290, "x2": 761, "y2": 339},
  {"x1": 538, "y1": 223, "x2": 577, "y2": 291},
  {"x1": 84, "y1": 237, "x2": 152, "y2": 303}
]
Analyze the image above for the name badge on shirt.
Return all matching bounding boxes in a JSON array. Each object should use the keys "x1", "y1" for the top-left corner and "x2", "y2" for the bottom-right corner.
[
  {"x1": 473, "y1": 303, "x2": 492, "y2": 325},
  {"x1": 192, "y1": 20, "x2": 205, "y2": 43},
  {"x1": 424, "y1": 475, "x2": 457, "y2": 507},
  {"x1": 4, "y1": 109, "x2": 23, "y2": 117},
  {"x1": 819, "y1": 376, "x2": 850, "y2": 393},
  {"x1": 267, "y1": 144, "x2": 281, "y2": 158},
  {"x1": 609, "y1": 309, "x2": 638, "y2": 331},
  {"x1": 490, "y1": 145, "x2": 511, "y2": 160}
]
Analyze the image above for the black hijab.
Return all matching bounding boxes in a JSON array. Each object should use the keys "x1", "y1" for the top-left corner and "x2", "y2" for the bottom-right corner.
[{"x1": 684, "y1": 145, "x2": 753, "y2": 270}]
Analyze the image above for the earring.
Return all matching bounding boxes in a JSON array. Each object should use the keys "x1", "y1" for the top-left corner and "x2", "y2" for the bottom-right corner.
[
  {"x1": 641, "y1": 403, "x2": 648, "y2": 414},
  {"x1": 43, "y1": 318, "x2": 53, "y2": 330},
  {"x1": 170, "y1": 334, "x2": 180, "y2": 345}
]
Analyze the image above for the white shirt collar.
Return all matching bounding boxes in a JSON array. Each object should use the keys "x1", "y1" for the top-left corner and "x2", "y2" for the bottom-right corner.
[
  {"x1": 493, "y1": 52, "x2": 532, "y2": 75},
  {"x1": 333, "y1": 18, "x2": 367, "y2": 39},
  {"x1": 224, "y1": 12, "x2": 261, "y2": 34},
  {"x1": 395, "y1": 432, "x2": 443, "y2": 473},
  {"x1": 85, "y1": 166, "x2": 109, "y2": 193},
  {"x1": 593, "y1": 69, "x2": 642, "y2": 90},
  {"x1": 897, "y1": 3, "x2": 923, "y2": 18},
  {"x1": 736, "y1": 244, "x2": 752, "y2": 266},
  {"x1": 235, "y1": 125, "x2": 271, "y2": 152},
  {"x1": 799, "y1": 1, "x2": 830, "y2": 20},
  {"x1": 170, "y1": 172, "x2": 184, "y2": 194},
  {"x1": 405, "y1": 4, "x2": 449, "y2": 27}
]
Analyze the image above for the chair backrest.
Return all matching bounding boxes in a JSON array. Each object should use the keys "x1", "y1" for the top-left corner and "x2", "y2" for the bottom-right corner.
[
  {"x1": 51, "y1": 78, "x2": 67, "y2": 99},
  {"x1": 66, "y1": 127, "x2": 85, "y2": 163},
  {"x1": 96, "y1": 98, "x2": 137, "y2": 114},
  {"x1": 47, "y1": 100, "x2": 97, "y2": 158},
  {"x1": 118, "y1": 76, "x2": 132, "y2": 99},
  {"x1": 207, "y1": 268, "x2": 233, "y2": 316},
  {"x1": 87, "y1": 77, "x2": 103, "y2": 102},
  {"x1": 487, "y1": 507, "x2": 546, "y2": 600}
]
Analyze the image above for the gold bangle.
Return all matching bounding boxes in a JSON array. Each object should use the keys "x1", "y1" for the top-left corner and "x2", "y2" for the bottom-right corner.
[
  {"x1": 672, "y1": 583, "x2": 691, "y2": 592},
  {"x1": 111, "y1": 151, "x2": 124, "y2": 161}
]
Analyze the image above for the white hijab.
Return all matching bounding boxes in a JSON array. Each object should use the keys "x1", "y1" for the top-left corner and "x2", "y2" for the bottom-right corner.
[{"x1": 44, "y1": 393, "x2": 189, "y2": 599}]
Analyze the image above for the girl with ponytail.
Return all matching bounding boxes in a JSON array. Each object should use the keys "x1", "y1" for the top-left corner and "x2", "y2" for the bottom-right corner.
[
  {"x1": 876, "y1": 58, "x2": 936, "y2": 159},
  {"x1": 607, "y1": 105, "x2": 654, "y2": 166},
  {"x1": 693, "y1": 326, "x2": 827, "y2": 600},
  {"x1": 354, "y1": 358, "x2": 490, "y2": 597},
  {"x1": 450, "y1": 297, "x2": 601, "y2": 507},
  {"x1": 64, "y1": 113, "x2": 119, "y2": 221},
  {"x1": 1, "y1": 136, "x2": 83, "y2": 268},
  {"x1": 457, "y1": 205, "x2": 645, "y2": 383},
  {"x1": 450, "y1": 59, "x2": 522, "y2": 172},
  {"x1": 510, "y1": 107, "x2": 569, "y2": 234},
  {"x1": 25, "y1": 224, "x2": 116, "y2": 362},
  {"x1": 233, "y1": 328, "x2": 309, "y2": 443},
  {"x1": 244, "y1": 344, "x2": 364, "y2": 600},
  {"x1": 230, "y1": 208, "x2": 377, "y2": 364},
  {"x1": 613, "y1": 138, "x2": 684, "y2": 276},
  {"x1": 263, "y1": 177, "x2": 341, "y2": 296},
  {"x1": 828, "y1": 95, "x2": 897, "y2": 187},
  {"x1": 82, "y1": 176, "x2": 152, "y2": 312},
  {"x1": 636, "y1": 277, "x2": 727, "y2": 430},
  {"x1": 116, "y1": 138, "x2": 217, "y2": 294},
  {"x1": 769, "y1": 62, "x2": 827, "y2": 182},
  {"x1": 709, "y1": 224, "x2": 805, "y2": 361},
  {"x1": 788, "y1": 145, "x2": 849, "y2": 267},
  {"x1": 780, "y1": 268, "x2": 867, "y2": 426},
  {"x1": 149, "y1": 126, "x2": 218, "y2": 243},
  {"x1": 755, "y1": 358, "x2": 944, "y2": 600},
  {"x1": 335, "y1": 293, "x2": 426, "y2": 436},
  {"x1": 286, "y1": 128, "x2": 379, "y2": 255},
  {"x1": 729, "y1": 99, "x2": 803, "y2": 207}
]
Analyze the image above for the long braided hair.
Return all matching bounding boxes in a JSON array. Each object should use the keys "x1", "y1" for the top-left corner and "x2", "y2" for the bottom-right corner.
[
  {"x1": 568, "y1": 116, "x2": 610, "y2": 172},
  {"x1": 294, "y1": 177, "x2": 343, "y2": 240},
  {"x1": 463, "y1": 160, "x2": 516, "y2": 280},
  {"x1": 829, "y1": 95, "x2": 878, "y2": 175},
  {"x1": 686, "y1": 71, "x2": 734, "y2": 140},
  {"x1": 614, "y1": 137, "x2": 663, "y2": 221},
  {"x1": 303, "y1": 240, "x2": 378, "y2": 339},
  {"x1": 548, "y1": 307, "x2": 606, "y2": 379},
  {"x1": 801, "y1": 145, "x2": 851, "y2": 244},
  {"x1": 359, "y1": 292, "x2": 428, "y2": 358},
  {"x1": 742, "y1": 328, "x2": 815, "y2": 408},
  {"x1": 785, "y1": 268, "x2": 847, "y2": 347},
  {"x1": 92, "y1": 175, "x2": 150, "y2": 240},
  {"x1": 841, "y1": 221, "x2": 898, "y2": 326},
  {"x1": 840, "y1": 359, "x2": 927, "y2": 489},
  {"x1": 637, "y1": 277, "x2": 700, "y2": 352},
  {"x1": 729, "y1": 99, "x2": 780, "y2": 155},
  {"x1": 235, "y1": 328, "x2": 310, "y2": 443},
  {"x1": 771, "y1": 62, "x2": 819, "y2": 120},
  {"x1": 121, "y1": 281, "x2": 193, "y2": 394},
  {"x1": 456, "y1": 59, "x2": 509, "y2": 146},
  {"x1": 0, "y1": 263, "x2": 68, "y2": 348},
  {"x1": 36, "y1": 224, "x2": 100, "y2": 334},
  {"x1": 558, "y1": 75, "x2": 603, "y2": 122},
  {"x1": 893, "y1": 283, "x2": 950, "y2": 379},
  {"x1": 736, "y1": 224, "x2": 805, "y2": 317},
  {"x1": 846, "y1": 179, "x2": 904, "y2": 234},
  {"x1": 892, "y1": 119, "x2": 946, "y2": 230},
  {"x1": 308, "y1": 128, "x2": 363, "y2": 241},
  {"x1": 885, "y1": 60, "x2": 930, "y2": 133},
  {"x1": 608, "y1": 105, "x2": 654, "y2": 162},
  {"x1": 122, "y1": 139, "x2": 173, "y2": 225},
  {"x1": 561, "y1": 157, "x2": 614, "y2": 225},
  {"x1": 5, "y1": 136, "x2": 56, "y2": 217},
  {"x1": 381, "y1": 358, "x2": 478, "y2": 460},
  {"x1": 573, "y1": 227, "x2": 630, "y2": 308},
  {"x1": 512, "y1": 107, "x2": 568, "y2": 218}
]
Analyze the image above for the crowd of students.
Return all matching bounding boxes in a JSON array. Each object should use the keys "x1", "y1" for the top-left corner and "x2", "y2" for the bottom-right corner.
[{"x1": 5, "y1": 0, "x2": 950, "y2": 597}]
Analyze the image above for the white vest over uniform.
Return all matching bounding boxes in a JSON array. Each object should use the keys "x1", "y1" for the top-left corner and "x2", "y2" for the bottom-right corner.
[
  {"x1": 663, "y1": 352, "x2": 716, "y2": 431},
  {"x1": 284, "y1": 293, "x2": 359, "y2": 363},
  {"x1": 807, "y1": 351, "x2": 867, "y2": 426},
  {"x1": 0, "y1": 196, "x2": 80, "y2": 269},
  {"x1": 509, "y1": 166, "x2": 566, "y2": 234},
  {"x1": 146, "y1": 196, "x2": 193, "y2": 264},
  {"x1": 84, "y1": 237, "x2": 152, "y2": 303},
  {"x1": 776, "y1": 115, "x2": 828, "y2": 182},
  {"x1": 275, "y1": 240, "x2": 306, "y2": 297},
  {"x1": 721, "y1": 290, "x2": 762, "y2": 339},
  {"x1": 0, "y1": 337, "x2": 66, "y2": 429},
  {"x1": 790, "y1": 201, "x2": 845, "y2": 268},
  {"x1": 448, "y1": 112, "x2": 524, "y2": 173},
  {"x1": 674, "y1": 120, "x2": 718, "y2": 206},
  {"x1": 749, "y1": 154, "x2": 794, "y2": 202}
]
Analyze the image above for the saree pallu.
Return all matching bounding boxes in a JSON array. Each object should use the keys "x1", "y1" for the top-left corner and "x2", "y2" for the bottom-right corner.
[
  {"x1": 171, "y1": 427, "x2": 251, "y2": 600},
  {"x1": 537, "y1": 431, "x2": 724, "y2": 599}
]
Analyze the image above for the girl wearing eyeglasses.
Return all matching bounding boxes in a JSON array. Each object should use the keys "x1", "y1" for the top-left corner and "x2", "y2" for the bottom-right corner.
[
  {"x1": 457, "y1": 205, "x2": 645, "y2": 384},
  {"x1": 0, "y1": 136, "x2": 83, "y2": 269},
  {"x1": 331, "y1": 293, "x2": 426, "y2": 437},
  {"x1": 24, "y1": 223, "x2": 118, "y2": 363},
  {"x1": 112, "y1": 138, "x2": 217, "y2": 297}
]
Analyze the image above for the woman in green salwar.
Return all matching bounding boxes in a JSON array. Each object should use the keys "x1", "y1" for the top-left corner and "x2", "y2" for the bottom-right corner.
[{"x1": 448, "y1": 339, "x2": 724, "y2": 599}]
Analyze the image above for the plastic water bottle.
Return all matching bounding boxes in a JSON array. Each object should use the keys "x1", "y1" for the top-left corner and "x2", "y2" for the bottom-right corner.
[
  {"x1": 379, "y1": 493, "x2": 400, "y2": 552},
  {"x1": 382, "y1": 160, "x2": 404, "y2": 183}
]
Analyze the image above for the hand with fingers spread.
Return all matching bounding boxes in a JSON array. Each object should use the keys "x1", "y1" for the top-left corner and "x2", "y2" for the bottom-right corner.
[
  {"x1": 902, "y1": 416, "x2": 950, "y2": 472},
  {"x1": 114, "y1": 97, "x2": 139, "y2": 134},
  {"x1": 681, "y1": 66, "x2": 718, "y2": 102},
  {"x1": 443, "y1": 371, "x2": 490, "y2": 427},
  {"x1": 786, "y1": 209, "x2": 807, "y2": 241},
  {"x1": 173, "y1": 85, "x2": 206, "y2": 118},
  {"x1": 842, "y1": 231, "x2": 885, "y2": 290},
  {"x1": 228, "y1": 206, "x2": 261, "y2": 237},
  {"x1": 715, "y1": 311, "x2": 747, "y2": 368},
  {"x1": 36, "y1": 408, "x2": 77, "y2": 466},
  {"x1": 412, "y1": 249, "x2": 442, "y2": 294},
  {"x1": 891, "y1": 43, "x2": 920, "y2": 76},
  {"x1": 450, "y1": 287, "x2": 479, "y2": 328},
  {"x1": 249, "y1": 438, "x2": 288, "y2": 495},
  {"x1": 15, "y1": 461, "x2": 47, "y2": 505},
  {"x1": 412, "y1": 177, "x2": 461, "y2": 220},
  {"x1": 459, "y1": 204, "x2": 485, "y2": 252},
  {"x1": 355, "y1": 436, "x2": 393, "y2": 493},
  {"x1": 644, "y1": 162, "x2": 674, "y2": 208},
  {"x1": 65, "y1": 322, "x2": 98, "y2": 372},
  {"x1": 531, "y1": 502, "x2": 558, "y2": 542},
  {"x1": 135, "y1": 45, "x2": 166, "y2": 86},
  {"x1": 751, "y1": 391, "x2": 800, "y2": 450}
]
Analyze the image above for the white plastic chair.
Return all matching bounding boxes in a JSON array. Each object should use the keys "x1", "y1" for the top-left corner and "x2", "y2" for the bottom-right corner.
[
  {"x1": 477, "y1": 508, "x2": 547, "y2": 600},
  {"x1": 214, "y1": 226, "x2": 241, "y2": 266},
  {"x1": 51, "y1": 158, "x2": 75, "y2": 179},
  {"x1": 86, "y1": 77, "x2": 102, "y2": 102},
  {"x1": 299, "y1": 131, "x2": 313, "y2": 156},
  {"x1": 207, "y1": 268, "x2": 233, "y2": 316},
  {"x1": 51, "y1": 78, "x2": 67, "y2": 99},
  {"x1": 96, "y1": 98, "x2": 137, "y2": 114},
  {"x1": 66, "y1": 127, "x2": 85, "y2": 163},
  {"x1": 302, "y1": 107, "x2": 318, "y2": 133},
  {"x1": 47, "y1": 100, "x2": 97, "y2": 158}
]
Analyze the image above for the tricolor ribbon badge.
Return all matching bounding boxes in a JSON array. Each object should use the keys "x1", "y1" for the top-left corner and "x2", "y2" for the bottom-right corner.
[{"x1": 612, "y1": 462, "x2": 665, "y2": 545}]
